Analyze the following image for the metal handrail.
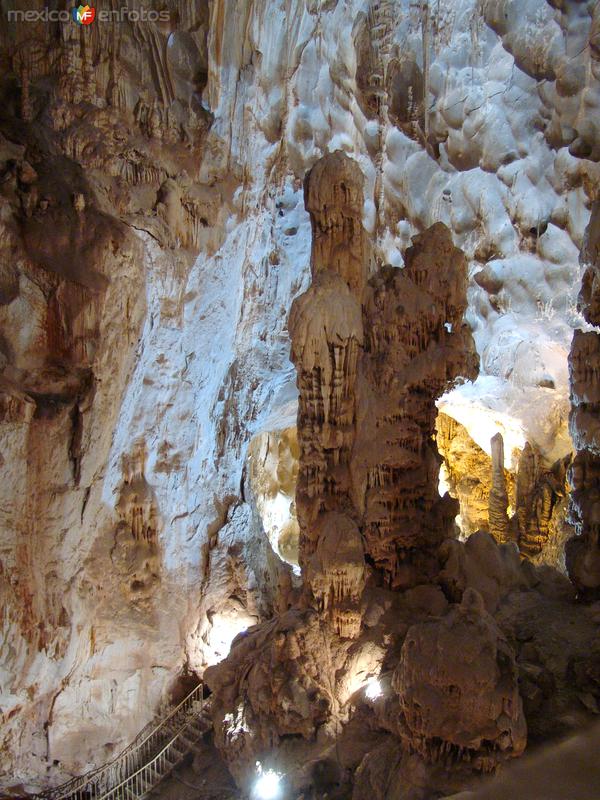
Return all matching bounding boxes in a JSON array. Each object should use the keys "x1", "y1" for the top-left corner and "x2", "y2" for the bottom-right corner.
[
  {"x1": 35, "y1": 683, "x2": 204, "y2": 800},
  {"x1": 96, "y1": 713, "x2": 194, "y2": 800}
]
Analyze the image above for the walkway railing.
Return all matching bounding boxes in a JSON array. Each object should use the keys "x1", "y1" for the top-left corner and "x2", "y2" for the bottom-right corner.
[
  {"x1": 95, "y1": 715, "x2": 196, "y2": 800},
  {"x1": 35, "y1": 683, "x2": 205, "y2": 800}
]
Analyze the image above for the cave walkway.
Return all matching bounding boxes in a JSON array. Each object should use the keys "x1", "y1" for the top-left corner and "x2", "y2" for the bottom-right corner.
[{"x1": 34, "y1": 684, "x2": 209, "y2": 800}]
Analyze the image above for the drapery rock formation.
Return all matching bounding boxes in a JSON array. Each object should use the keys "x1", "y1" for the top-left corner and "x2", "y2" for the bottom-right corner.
[
  {"x1": 305, "y1": 513, "x2": 366, "y2": 639},
  {"x1": 353, "y1": 224, "x2": 478, "y2": 588},
  {"x1": 567, "y1": 201, "x2": 600, "y2": 599},
  {"x1": 206, "y1": 153, "x2": 487, "y2": 795},
  {"x1": 437, "y1": 416, "x2": 571, "y2": 565},
  {"x1": 0, "y1": 0, "x2": 233, "y2": 787},
  {"x1": 514, "y1": 443, "x2": 571, "y2": 562},
  {"x1": 394, "y1": 588, "x2": 526, "y2": 772},
  {"x1": 291, "y1": 152, "x2": 478, "y2": 599},
  {"x1": 290, "y1": 152, "x2": 478, "y2": 604}
]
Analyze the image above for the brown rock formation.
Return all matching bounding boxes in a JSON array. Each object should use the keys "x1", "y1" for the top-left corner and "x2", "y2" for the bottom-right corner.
[
  {"x1": 436, "y1": 413, "x2": 501, "y2": 536},
  {"x1": 354, "y1": 2, "x2": 427, "y2": 146},
  {"x1": 207, "y1": 155, "x2": 510, "y2": 797},
  {"x1": 515, "y1": 443, "x2": 570, "y2": 561},
  {"x1": 289, "y1": 270, "x2": 364, "y2": 557},
  {"x1": 567, "y1": 201, "x2": 600, "y2": 598},
  {"x1": 487, "y1": 433, "x2": 514, "y2": 545},
  {"x1": 2, "y1": 2, "x2": 599, "y2": 795},
  {"x1": 112, "y1": 448, "x2": 161, "y2": 602},
  {"x1": 208, "y1": 608, "x2": 335, "y2": 784},
  {"x1": 437, "y1": 415, "x2": 569, "y2": 564},
  {"x1": 305, "y1": 512, "x2": 366, "y2": 639},
  {"x1": 0, "y1": 3, "x2": 234, "y2": 784},
  {"x1": 353, "y1": 224, "x2": 478, "y2": 587},
  {"x1": 206, "y1": 138, "x2": 600, "y2": 800},
  {"x1": 304, "y1": 151, "x2": 372, "y2": 294},
  {"x1": 291, "y1": 153, "x2": 478, "y2": 604},
  {"x1": 394, "y1": 588, "x2": 526, "y2": 772},
  {"x1": 438, "y1": 531, "x2": 531, "y2": 615}
]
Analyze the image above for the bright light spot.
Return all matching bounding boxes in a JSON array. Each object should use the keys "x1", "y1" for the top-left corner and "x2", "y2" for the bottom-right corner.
[
  {"x1": 292, "y1": 564, "x2": 301, "y2": 577},
  {"x1": 456, "y1": 514, "x2": 468, "y2": 541},
  {"x1": 438, "y1": 463, "x2": 451, "y2": 497},
  {"x1": 254, "y1": 765, "x2": 282, "y2": 800},
  {"x1": 438, "y1": 383, "x2": 527, "y2": 470},
  {"x1": 204, "y1": 609, "x2": 254, "y2": 666},
  {"x1": 444, "y1": 322, "x2": 453, "y2": 333},
  {"x1": 224, "y1": 704, "x2": 250, "y2": 736},
  {"x1": 364, "y1": 677, "x2": 382, "y2": 700},
  {"x1": 267, "y1": 492, "x2": 292, "y2": 531}
]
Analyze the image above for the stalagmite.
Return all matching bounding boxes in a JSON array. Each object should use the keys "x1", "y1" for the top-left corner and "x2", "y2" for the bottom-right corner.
[
  {"x1": 488, "y1": 432, "x2": 511, "y2": 544},
  {"x1": 1, "y1": 1, "x2": 600, "y2": 796}
]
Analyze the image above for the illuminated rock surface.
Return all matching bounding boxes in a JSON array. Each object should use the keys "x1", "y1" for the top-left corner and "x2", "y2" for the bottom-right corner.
[{"x1": 0, "y1": 1, "x2": 600, "y2": 797}]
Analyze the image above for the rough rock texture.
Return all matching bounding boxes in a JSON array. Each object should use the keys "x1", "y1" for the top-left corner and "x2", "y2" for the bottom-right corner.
[
  {"x1": 394, "y1": 588, "x2": 526, "y2": 772},
  {"x1": 206, "y1": 154, "x2": 485, "y2": 796},
  {"x1": 442, "y1": 721, "x2": 600, "y2": 800},
  {"x1": 567, "y1": 201, "x2": 600, "y2": 598},
  {"x1": 514, "y1": 444, "x2": 571, "y2": 562},
  {"x1": 353, "y1": 224, "x2": 478, "y2": 587},
  {"x1": 205, "y1": 139, "x2": 600, "y2": 800},
  {"x1": 291, "y1": 153, "x2": 477, "y2": 597},
  {"x1": 436, "y1": 413, "x2": 514, "y2": 537},
  {"x1": 1, "y1": 0, "x2": 600, "y2": 794},
  {"x1": 437, "y1": 414, "x2": 570, "y2": 564},
  {"x1": 0, "y1": 0, "x2": 243, "y2": 788}
]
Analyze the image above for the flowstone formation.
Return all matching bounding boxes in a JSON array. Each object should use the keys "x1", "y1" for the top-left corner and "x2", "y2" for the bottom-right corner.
[
  {"x1": 3, "y1": 0, "x2": 600, "y2": 794},
  {"x1": 207, "y1": 153, "x2": 527, "y2": 799},
  {"x1": 567, "y1": 201, "x2": 600, "y2": 599},
  {"x1": 0, "y1": 1, "x2": 234, "y2": 786},
  {"x1": 206, "y1": 145, "x2": 600, "y2": 799},
  {"x1": 394, "y1": 588, "x2": 526, "y2": 772}
]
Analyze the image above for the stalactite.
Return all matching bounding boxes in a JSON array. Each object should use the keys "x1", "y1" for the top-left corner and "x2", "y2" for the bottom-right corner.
[
  {"x1": 352, "y1": 223, "x2": 478, "y2": 587},
  {"x1": 515, "y1": 443, "x2": 568, "y2": 560}
]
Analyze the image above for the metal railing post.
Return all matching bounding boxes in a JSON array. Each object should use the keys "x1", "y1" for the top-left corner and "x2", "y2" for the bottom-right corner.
[{"x1": 32, "y1": 683, "x2": 205, "y2": 800}]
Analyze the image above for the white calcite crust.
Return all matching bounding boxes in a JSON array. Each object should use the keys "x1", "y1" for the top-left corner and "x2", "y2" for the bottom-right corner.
[{"x1": 0, "y1": 0, "x2": 598, "y2": 789}]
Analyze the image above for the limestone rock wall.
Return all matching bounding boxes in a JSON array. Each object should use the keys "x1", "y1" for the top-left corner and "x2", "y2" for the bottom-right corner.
[
  {"x1": 0, "y1": 0, "x2": 598, "y2": 792},
  {"x1": 567, "y1": 201, "x2": 600, "y2": 598}
]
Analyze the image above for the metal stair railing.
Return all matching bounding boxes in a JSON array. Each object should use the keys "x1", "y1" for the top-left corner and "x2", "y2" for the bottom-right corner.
[
  {"x1": 35, "y1": 683, "x2": 205, "y2": 800},
  {"x1": 95, "y1": 714, "x2": 197, "y2": 800}
]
